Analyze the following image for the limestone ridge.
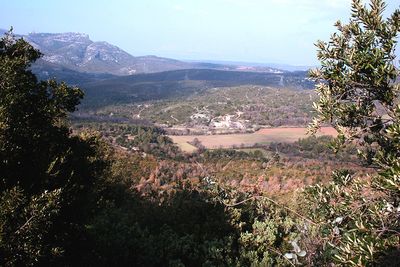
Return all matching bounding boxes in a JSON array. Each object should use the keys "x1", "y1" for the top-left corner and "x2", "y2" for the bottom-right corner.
[
  {"x1": 23, "y1": 32, "x2": 194, "y2": 75},
  {"x1": 1, "y1": 29, "x2": 294, "y2": 76}
]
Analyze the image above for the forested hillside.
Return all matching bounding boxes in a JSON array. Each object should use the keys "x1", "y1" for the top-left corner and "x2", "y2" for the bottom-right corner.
[{"x1": 79, "y1": 69, "x2": 312, "y2": 108}]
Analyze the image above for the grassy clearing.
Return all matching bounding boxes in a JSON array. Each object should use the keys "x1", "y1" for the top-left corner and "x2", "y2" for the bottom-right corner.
[
  {"x1": 178, "y1": 142, "x2": 198, "y2": 153},
  {"x1": 170, "y1": 127, "x2": 336, "y2": 151}
]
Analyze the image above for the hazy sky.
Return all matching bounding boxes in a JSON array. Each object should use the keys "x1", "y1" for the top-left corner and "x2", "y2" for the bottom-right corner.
[{"x1": 1, "y1": 0, "x2": 399, "y2": 65}]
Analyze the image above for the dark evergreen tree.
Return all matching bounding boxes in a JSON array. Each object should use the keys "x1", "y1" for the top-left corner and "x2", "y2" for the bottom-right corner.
[{"x1": 0, "y1": 30, "x2": 110, "y2": 266}]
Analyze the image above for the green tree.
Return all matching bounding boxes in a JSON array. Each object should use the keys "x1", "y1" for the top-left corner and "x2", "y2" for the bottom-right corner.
[
  {"x1": 307, "y1": 0, "x2": 400, "y2": 265},
  {"x1": 0, "y1": 30, "x2": 110, "y2": 266}
]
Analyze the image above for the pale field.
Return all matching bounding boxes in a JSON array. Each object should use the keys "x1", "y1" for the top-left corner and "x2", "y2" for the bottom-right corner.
[
  {"x1": 170, "y1": 127, "x2": 337, "y2": 151},
  {"x1": 178, "y1": 142, "x2": 198, "y2": 153}
]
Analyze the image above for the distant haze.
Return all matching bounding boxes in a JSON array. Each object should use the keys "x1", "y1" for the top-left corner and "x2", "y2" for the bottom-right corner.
[
  {"x1": 186, "y1": 60, "x2": 314, "y2": 71},
  {"x1": 1, "y1": 0, "x2": 399, "y2": 65}
]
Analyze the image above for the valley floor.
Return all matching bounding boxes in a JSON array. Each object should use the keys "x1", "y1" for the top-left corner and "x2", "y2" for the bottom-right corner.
[{"x1": 170, "y1": 126, "x2": 337, "y2": 152}]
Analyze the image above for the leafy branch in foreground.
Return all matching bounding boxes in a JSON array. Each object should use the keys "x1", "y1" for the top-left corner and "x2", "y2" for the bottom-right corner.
[
  {"x1": 0, "y1": 29, "x2": 111, "y2": 266},
  {"x1": 307, "y1": 0, "x2": 400, "y2": 265}
]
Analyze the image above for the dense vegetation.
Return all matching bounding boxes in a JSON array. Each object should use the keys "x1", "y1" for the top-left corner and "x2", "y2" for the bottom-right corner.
[
  {"x1": 0, "y1": 30, "x2": 108, "y2": 265},
  {"x1": 79, "y1": 69, "x2": 313, "y2": 108},
  {"x1": 1, "y1": 0, "x2": 399, "y2": 266},
  {"x1": 267, "y1": 135, "x2": 359, "y2": 162},
  {"x1": 87, "y1": 86, "x2": 316, "y2": 131},
  {"x1": 307, "y1": 0, "x2": 400, "y2": 264},
  {"x1": 74, "y1": 122, "x2": 181, "y2": 159}
]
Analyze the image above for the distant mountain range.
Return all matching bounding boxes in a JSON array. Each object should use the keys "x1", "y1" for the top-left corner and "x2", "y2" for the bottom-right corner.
[
  {"x1": 24, "y1": 32, "x2": 202, "y2": 75},
  {"x1": 1, "y1": 30, "x2": 290, "y2": 76},
  {"x1": 187, "y1": 60, "x2": 315, "y2": 72}
]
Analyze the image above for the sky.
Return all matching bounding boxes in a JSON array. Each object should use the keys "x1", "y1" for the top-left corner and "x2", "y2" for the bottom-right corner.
[{"x1": 1, "y1": 0, "x2": 399, "y2": 66}]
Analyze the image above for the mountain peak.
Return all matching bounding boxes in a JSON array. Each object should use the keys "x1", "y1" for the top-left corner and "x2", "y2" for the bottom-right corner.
[
  {"x1": 1, "y1": 30, "x2": 289, "y2": 76},
  {"x1": 27, "y1": 32, "x2": 90, "y2": 44},
  {"x1": 18, "y1": 31, "x2": 199, "y2": 75}
]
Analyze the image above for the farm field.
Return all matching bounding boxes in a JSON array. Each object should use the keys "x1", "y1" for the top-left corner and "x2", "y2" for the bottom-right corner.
[
  {"x1": 170, "y1": 127, "x2": 337, "y2": 151},
  {"x1": 177, "y1": 142, "x2": 198, "y2": 153}
]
